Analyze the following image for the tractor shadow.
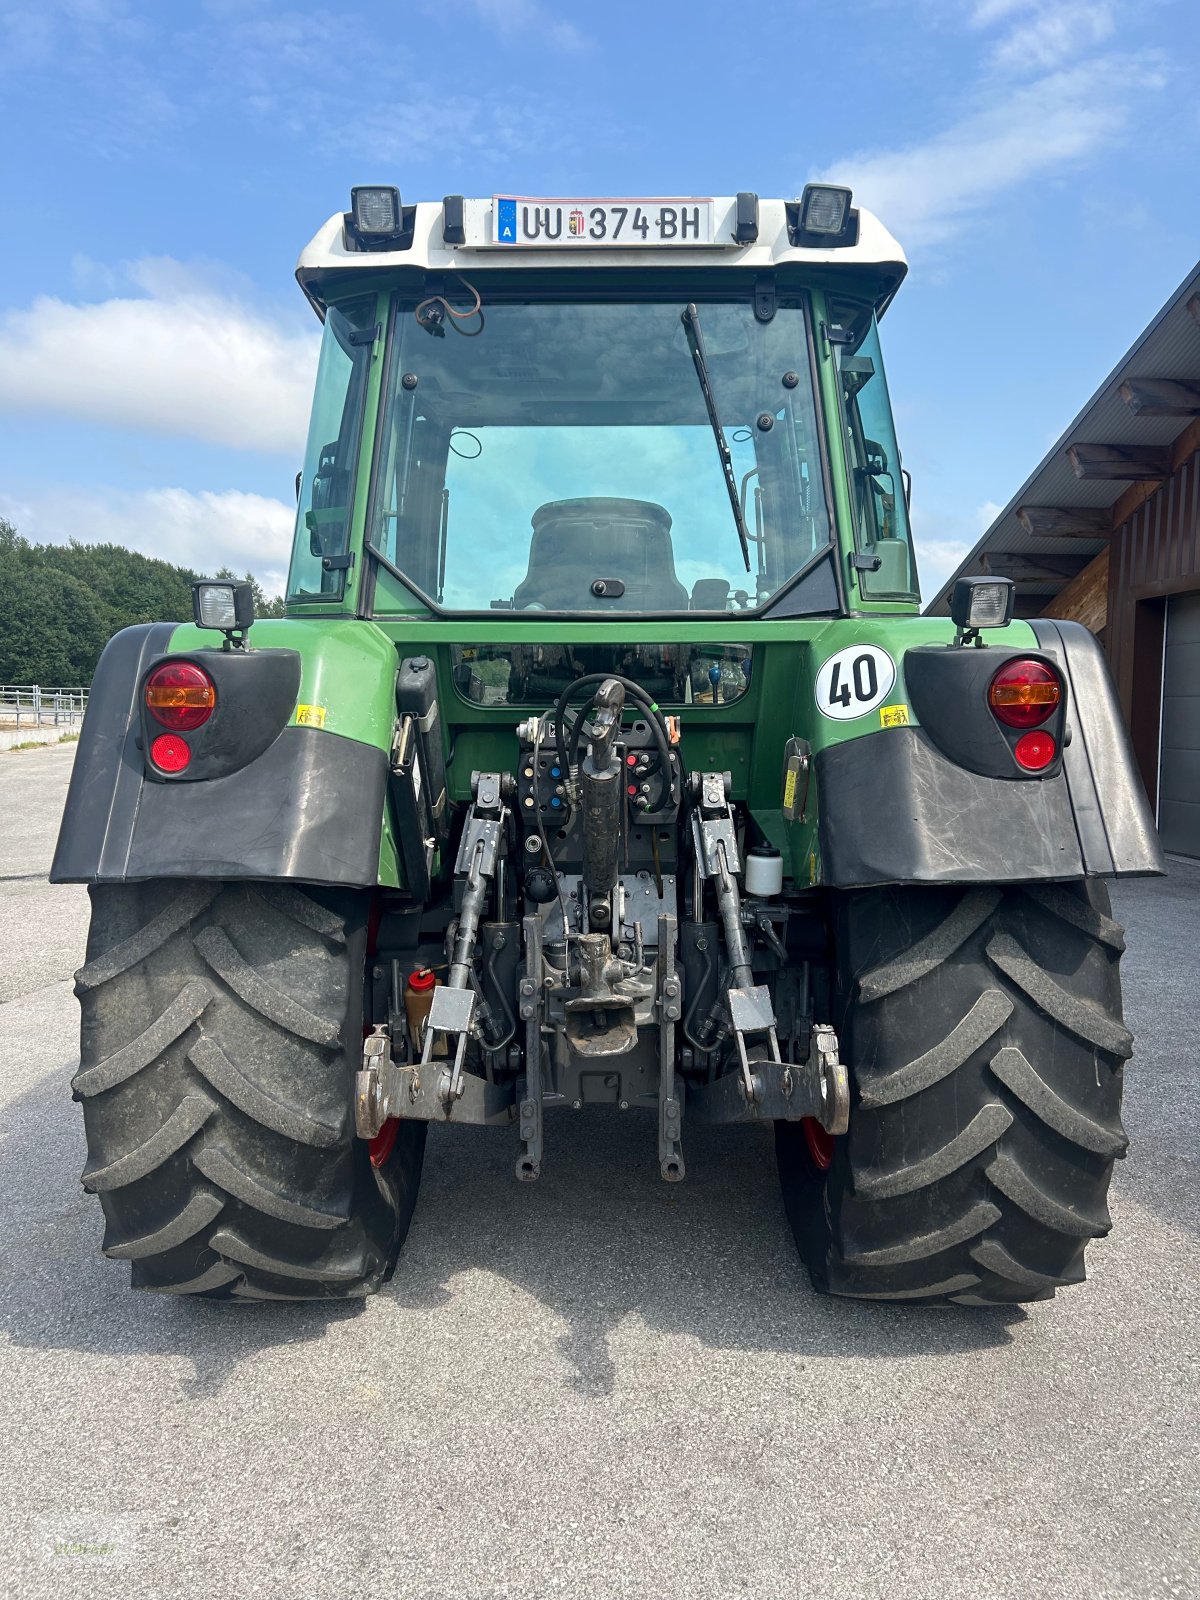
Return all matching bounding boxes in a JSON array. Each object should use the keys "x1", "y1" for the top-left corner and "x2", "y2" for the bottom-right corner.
[
  {"x1": 387, "y1": 1110, "x2": 1026, "y2": 1398},
  {"x1": 0, "y1": 1053, "x2": 365, "y2": 1400},
  {"x1": 1, "y1": 1052, "x2": 1023, "y2": 1402}
]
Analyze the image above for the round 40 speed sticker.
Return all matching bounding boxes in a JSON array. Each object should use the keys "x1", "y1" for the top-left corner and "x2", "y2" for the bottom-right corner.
[{"x1": 814, "y1": 644, "x2": 897, "y2": 721}]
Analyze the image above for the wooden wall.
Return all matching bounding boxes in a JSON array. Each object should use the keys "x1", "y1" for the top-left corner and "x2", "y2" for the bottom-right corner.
[
  {"x1": 1106, "y1": 445, "x2": 1200, "y2": 804},
  {"x1": 1042, "y1": 547, "x2": 1110, "y2": 634}
]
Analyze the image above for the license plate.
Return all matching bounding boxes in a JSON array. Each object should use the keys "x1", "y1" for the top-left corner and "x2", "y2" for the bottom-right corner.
[{"x1": 492, "y1": 196, "x2": 715, "y2": 248}]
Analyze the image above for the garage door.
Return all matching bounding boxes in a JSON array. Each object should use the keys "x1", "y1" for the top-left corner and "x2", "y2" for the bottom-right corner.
[{"x1": 1159, "y1": 590, "x2": 1200, "y2": 857}]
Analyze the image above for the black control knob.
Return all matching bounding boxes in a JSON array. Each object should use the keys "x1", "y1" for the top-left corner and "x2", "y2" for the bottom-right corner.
[{"x1": 524, "y1": 866, "x2": 557, "y2": 904}]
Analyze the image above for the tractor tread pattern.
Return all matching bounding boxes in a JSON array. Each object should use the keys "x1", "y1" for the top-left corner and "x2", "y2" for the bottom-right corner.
[
  {"x1": 251, "y1": 884, "x2": 348, "y2": 944},
  {"x1": 988, "y1": 1045, "x2": 1128, "y2": 1157},
  {"x1": 186, "y1": 1036, "x2": 346, "y2": 1148},
  {"x1": 834, "y1": 1272, "x2": 981, "y2": 1301},
  {"x1": 857, "y1": 889, "x2": 1001, "y2": 1003},
  {"x1": 194, "y1": 925, "x2": 342, "y2": 1047},
  {"x1": 72, "y1": 981, "x2": 212, "y2": 1098},
  {"x1": 134, "y1": 1261, "x2": 242, "y2": 1295},
  {"x1": 854, "y1": 1102, "x2": 1013, "y2": 1199},
  {"x1": 82, "y1": 1093, "x2": 217, "y2": 1191},
  {"x1": 780, "y1": 880, "x2": 1128, "y2": 1306},
  {"x1": 968, "y1": 1237, "x2": 1066, "y2": 1290},
  {"x1": 74, "y1": 884, "x2": 217, "y2": 992},
  {"x1": 985, "y1": 1150, "x2": 1111, "y2": 1238},
  {"x1": 858, "y1": 989, "x2": 1012, "y2": 1106},
  {"x1": 102, "y1": 1188, "x2": 225, "y2": 1260},
  {"x1": 986, "y1": 932, "x2": 1133, "y2": 1058},
  {"x1": 193, "y1": 1142, "x2": 348, "y2": 1230},
  {"x1": 75, "y1": 881, "x2": 425, "y2": 1300},
  {"x1": 208, "y1": 1226, "x2": 371, "y2": 1283},
  {"x1": 1022, "y1": 883, "x2": 1126, "y2": 952},
  {"x1": 841, "y1": 1199, "x2": 1001, "y2": 1267}
]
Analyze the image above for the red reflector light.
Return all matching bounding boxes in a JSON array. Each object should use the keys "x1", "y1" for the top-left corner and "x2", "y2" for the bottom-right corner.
[
  {"x1": 149, "y1": 733, "x2": 191, "y2": 772},
  {"x1": 988, "y1": 659, "x2": 1061, "y2": 728},
  {"x1": 1014, "y1": 730, "x2": 1057, "y2": 771},
  {"x1": 145, "y1": 662, "x2": 216, "y2": 731}
]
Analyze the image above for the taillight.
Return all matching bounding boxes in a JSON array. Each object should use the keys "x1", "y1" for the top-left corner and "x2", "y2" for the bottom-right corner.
[
  {"x1": 988, "y1": 659, "x2": 1061, "y2": 729},
  {"x1": 149, "y1": 733, "x2": 191, "y2": 772},
  {"x1": 144, "y1": 662, "x2": 216, "y2": 731},
  {"x1": 1014, "y1": 730, "x2": 1057, "y2": 771}
]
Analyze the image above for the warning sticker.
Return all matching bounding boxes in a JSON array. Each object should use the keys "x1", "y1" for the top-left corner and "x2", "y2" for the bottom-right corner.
[
  {"x1": 879, "y1": 703, "x2": 910, "y2": 729},
  {"x1": 295, "y1": 704, "x2": 327, "y2": 728}
]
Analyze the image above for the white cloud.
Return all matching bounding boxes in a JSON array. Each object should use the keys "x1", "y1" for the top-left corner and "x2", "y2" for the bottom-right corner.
[
  {"x1": 0, "y1": 260, "x2": 318, "y2": 455},
  {"x1": 0, "y1": 485, "x2": 295, "y2": 595},
  {"x1": 986, "y1": 0, "x2": 1116, "y2": 70},
  {"x1": 340, "y1": 89, "x2": 564, "y2": 165},
  {"x1": 466, "y1": 0, "x2": 592, "y2": 49},
  {"x1": 912, "y1": 499, "x2": 1003, "y2": 600},
  {"x1": 817, "y1": 53, "x2": 1164, "y2": 248},
  {"x1": 970, "y1": 0, "x2": 1041, "y2": 25}
]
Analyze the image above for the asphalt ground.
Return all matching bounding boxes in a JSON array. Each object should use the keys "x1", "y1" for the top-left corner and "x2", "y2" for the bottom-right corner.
[{"x1": 1, "y1": 742, "x2": 1197, "y2": 1600}]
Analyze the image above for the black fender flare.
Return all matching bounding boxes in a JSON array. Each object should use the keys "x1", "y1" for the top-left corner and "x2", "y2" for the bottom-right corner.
[
  {"x1": 815, "y1": 620, "x2": 1163, "y2": 887},
  {"x1": 51, "y1": 624, "x2": 388, "y2": 888}
]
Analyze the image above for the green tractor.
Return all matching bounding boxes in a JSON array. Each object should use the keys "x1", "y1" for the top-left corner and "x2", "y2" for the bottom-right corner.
[{"x1": 54, "y1": 187, "x2": 1162, "y2": 1305}]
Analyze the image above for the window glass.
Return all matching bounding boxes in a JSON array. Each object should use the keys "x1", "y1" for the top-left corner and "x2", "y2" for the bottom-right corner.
[
  {"x1": 829, "y1": 302, "x2": 918, "y2": 600},
  {"x1": 451, "y1": 641, "x2": 753, "y2": 706},
  {"x1": 370, "y1": 299, "x2": 830, "y2": 614},
  {"x1": 287, "y1": 298, "x2": 375, "y2": 600}
]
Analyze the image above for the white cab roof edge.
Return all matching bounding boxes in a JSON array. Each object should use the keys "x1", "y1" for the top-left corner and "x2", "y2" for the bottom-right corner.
[{"x1": 295, "y1": 197, "x2": 907, "y2": 318}]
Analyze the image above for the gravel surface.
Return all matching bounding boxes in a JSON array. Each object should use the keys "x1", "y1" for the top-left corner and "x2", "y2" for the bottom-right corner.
[{"x1": 2, "y1": 743, "x2": 1197, "y2": 1600}]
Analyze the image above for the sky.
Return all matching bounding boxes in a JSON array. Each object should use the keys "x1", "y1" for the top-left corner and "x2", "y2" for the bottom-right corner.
[{"x1": 0, "y1": 0, "x2": 1196, "y2": 599}]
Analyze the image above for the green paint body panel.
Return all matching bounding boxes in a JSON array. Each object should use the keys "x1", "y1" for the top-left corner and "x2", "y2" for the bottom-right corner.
[
  {"x1": 167, "y1": 616, "x2": 405, "y2": 886},
  {"x1": 159, "y1": 612, "x2": 1034, "y2": 890}
]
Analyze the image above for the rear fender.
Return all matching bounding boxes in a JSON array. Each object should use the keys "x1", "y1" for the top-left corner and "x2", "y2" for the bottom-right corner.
[
  {"x1": 51, "y1": 619, "x2": 398, "y2": 888},
  {"x1": 810, "y1": 619, "x2": 1163, "y2": 887}
]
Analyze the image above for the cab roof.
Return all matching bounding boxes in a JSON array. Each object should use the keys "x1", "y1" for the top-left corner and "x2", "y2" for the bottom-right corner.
[{"x1": 296, "y1": 194, "x2": 907, "y2": 320}]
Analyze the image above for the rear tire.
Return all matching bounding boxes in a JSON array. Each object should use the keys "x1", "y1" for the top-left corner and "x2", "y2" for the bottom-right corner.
[
  {"x1": 73, "y1": 880, "x2": 425, "y2": 1300},
  {"x1": 777, "y1": 880, "x2": 1130, "y2": 1305}
]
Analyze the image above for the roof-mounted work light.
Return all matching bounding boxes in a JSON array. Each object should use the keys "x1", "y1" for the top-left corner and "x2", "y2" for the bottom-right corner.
[
  {"x1": 348, "y1": 185, "x2": 405, "y2": 248},
  {"x1": 192, "y1": 579, "x2": 255, "y2": 649},
  {"x1": 950, "y1": 576, "x2": 1015, "y2": 646},
  {"x1": 791, "y1": 184, "x2": 858, "y2": 248},
  {"x1": 352, "y1": 185, "x2": 400, "y2": 236}
]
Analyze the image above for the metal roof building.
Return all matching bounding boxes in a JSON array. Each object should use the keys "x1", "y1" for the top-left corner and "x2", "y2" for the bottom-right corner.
[{"x1": 927, "y1": 262, "x2": 1200, "y2": 857}]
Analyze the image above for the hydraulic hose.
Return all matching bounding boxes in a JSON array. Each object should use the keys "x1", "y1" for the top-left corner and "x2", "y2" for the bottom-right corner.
[{"x1": 553, "y1": 673, "x2": 678, "y2": 804}]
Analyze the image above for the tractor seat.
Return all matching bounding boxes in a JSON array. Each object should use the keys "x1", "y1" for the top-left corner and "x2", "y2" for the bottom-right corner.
[{"x1": 512, "y1": 498, "x2": 688, "y2": 611}]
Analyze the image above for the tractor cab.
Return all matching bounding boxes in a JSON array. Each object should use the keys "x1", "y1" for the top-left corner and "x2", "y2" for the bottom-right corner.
[{"x1": 288, "y1": 188, "x2": 918, "y2": 622}]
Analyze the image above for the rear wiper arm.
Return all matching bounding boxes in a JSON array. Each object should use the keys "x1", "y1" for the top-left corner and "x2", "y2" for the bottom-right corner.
[{"x1": 681, "y1": 302, "x2": 752, "y2": 572}]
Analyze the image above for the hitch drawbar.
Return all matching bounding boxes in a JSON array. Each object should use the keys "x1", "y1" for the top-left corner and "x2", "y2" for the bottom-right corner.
[{"x1": 355, "y1": 754, "x2": 849, "y2": 1181}]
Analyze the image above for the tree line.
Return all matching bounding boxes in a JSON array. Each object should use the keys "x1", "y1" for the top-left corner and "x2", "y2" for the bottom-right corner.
[{"x1": 0, "y1": 519, "x2": 284, "y2": 685}]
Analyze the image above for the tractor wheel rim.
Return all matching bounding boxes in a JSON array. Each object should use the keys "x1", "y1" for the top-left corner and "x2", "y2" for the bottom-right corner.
[{"x1": 801, "y1": 1117, "x2": 835, "y2": 1171}]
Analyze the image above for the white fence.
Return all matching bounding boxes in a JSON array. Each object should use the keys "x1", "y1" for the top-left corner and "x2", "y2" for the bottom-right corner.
[{"x1": 0, "y1": 685, "x2": 90, "y2": 730}]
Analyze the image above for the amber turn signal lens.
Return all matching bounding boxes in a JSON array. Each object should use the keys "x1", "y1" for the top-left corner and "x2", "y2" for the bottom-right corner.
[
  {"x1": 1014, "y1": 730, "x2": 1057, "y2": 771},
  {"x1": 149, "y1": 733, "x2": 191, "y2": 772},
  {"x1": 988, "y1": 659, "x2": 1061, "y2": 729},
  {"x1": 144, "y1": 662, "x2": 216, "y2": 731}
]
